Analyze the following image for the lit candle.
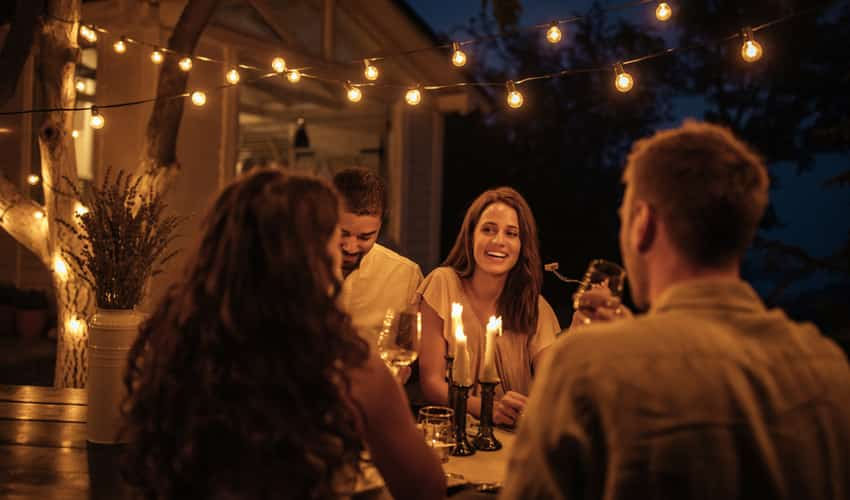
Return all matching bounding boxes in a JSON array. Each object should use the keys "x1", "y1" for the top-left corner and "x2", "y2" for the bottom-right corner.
[
  {"x1": 480, "y1": 316, "x2": 501, "y2": 382},
  {"x1": 448, "y1": 302, "x2": 462, "y2": 358},
  {"x1": 452, "y1": 324, "x2": 472, "y2": 386}
]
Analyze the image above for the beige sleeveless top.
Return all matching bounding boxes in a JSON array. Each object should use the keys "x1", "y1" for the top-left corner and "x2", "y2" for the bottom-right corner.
[{"x1": 418, "y1": 266, "x2": 560, "y2": 397}]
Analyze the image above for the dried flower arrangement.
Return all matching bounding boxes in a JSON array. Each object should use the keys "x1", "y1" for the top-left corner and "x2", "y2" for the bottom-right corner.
[{"x1": 59, "y1": 168, "x2": 182, "y2": 309}]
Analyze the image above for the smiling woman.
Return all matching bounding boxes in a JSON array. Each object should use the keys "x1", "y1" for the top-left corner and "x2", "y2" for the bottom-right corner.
[{"x1": 417, "y1": 187, "x2": 561, "y2": 427}]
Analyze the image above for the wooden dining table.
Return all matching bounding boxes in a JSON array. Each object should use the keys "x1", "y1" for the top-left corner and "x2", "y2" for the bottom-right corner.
[{"x1": 0, "y1": 384, "x2": 512, "y2": 499}]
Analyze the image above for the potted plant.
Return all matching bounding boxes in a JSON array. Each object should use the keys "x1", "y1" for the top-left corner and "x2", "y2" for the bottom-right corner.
[
  {"x1": 0, "y1": 282, "x2": 16, "y2": 337},
  {"x1": 14, "y1": 288, "x2": 49, "y2": 340},
  {"x1": 60, "y1": 168, "x2": 182, "y2": 443}
]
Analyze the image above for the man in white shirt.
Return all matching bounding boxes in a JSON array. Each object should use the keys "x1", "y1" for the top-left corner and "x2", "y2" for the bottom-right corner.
[{"x1": 333, "y1": 168, "x2": 424, "y2": 340}]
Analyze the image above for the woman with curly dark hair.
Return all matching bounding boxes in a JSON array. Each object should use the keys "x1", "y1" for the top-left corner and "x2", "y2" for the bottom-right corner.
[{"x1": 122, "y1": 169, "x2": 445, "y2": 500}]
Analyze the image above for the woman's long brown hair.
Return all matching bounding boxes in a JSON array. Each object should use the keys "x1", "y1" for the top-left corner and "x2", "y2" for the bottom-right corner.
[
  {"x1": 122, "y1": 169, "x2": 369, "y2": 499},
  {"x1": 443, "y1": 187, "x2": 542, "y2": 335}
]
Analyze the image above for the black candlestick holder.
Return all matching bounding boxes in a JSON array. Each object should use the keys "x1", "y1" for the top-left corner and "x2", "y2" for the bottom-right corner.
[
  {"x1": 445, "y1": 355, "x2": 456, "y2": 409},
  {"x1": 450, "y1": 383, "x2": 475, "y2": 456},
  {"x1": 473, "y1": 380, "x2": 502, "y2": 451}
]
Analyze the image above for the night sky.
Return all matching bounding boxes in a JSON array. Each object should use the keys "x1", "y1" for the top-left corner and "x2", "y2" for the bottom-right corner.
[{"x1": 406, "y1": 0, "x2": 850, "y2": 297}]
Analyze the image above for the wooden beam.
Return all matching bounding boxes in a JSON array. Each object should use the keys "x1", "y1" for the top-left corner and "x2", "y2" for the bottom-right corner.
[{"x1": 322, "y1": 0, "x2": 335, "y2": 60}]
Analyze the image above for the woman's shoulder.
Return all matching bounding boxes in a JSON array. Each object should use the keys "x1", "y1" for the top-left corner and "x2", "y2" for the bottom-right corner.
[{"x1": 419, "y1": 266, "x2": 461, "y2": 293}]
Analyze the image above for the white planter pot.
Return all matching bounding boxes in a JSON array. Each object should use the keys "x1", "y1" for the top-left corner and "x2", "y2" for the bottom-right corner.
[{"x1": 86, "y1": 308, "x2": 144, "y2": 444}]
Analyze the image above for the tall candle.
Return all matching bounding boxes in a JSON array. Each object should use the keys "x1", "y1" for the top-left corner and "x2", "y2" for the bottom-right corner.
[
  {"x1": 448, "y1": 302, "x2": 462, "y2": 358},
  {"x1": 480, "y1": 316, "x2": 500, "y2": 382},
  {"x1": 452, "y1": 324, "x2": 472, "y2": 386}
]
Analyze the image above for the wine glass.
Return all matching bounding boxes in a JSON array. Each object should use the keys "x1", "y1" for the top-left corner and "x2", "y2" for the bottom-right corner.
[
  {"x1": 572, "y1": 259, "x2": 626, "y2": 318},
  {"x1": 376, "y1": 307, "x2": 421, "y2": 376},
  {"x1": 417, "y1": 406, "x2": 455, "y2": 463}
]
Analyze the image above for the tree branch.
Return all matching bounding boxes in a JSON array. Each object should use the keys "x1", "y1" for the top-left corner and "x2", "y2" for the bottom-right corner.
[
  {"x1": 139, "y1": 0, "x2": 220, "y2": 190},
  {"x1": 0, "y1": 175, "x2": 49, "y2": 260},
  {"x1": 0, "y1": 0, "x2": 44, "y2": 107}
]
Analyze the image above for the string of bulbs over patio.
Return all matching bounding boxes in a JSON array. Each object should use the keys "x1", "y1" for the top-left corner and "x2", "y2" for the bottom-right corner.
[{"x1": 0, "y1": 0, "x2": 828, "y2": 131}]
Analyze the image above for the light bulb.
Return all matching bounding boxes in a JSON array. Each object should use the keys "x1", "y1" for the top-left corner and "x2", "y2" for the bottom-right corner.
[
  {"x1": 655, "y1": 2, "x2": 672, "y2": 21},
  {"x1": 191, "y1": 91, "x2": 207, "y2": 107},
  {"x1": 614, "y1": 64, "x2": 634, "y2": 93},
  {"x1": 741, "y1": 39, "x2": 763, "y2": 62},
  {"x1": 79, "y1": 25, "x2": 91, "y2": 40},
  {"x1": 272, "y1": 57, "x2": 286, "y2": 73},
  {"x1": 71, "y1": 130, "x2": 79, "y2": 139},
  {"x1": 546, "y1": 23, "x2": 562, "y2": 44},
  {"x1": 34, "y1": 210, "x2": 45, "y2": 220},
  {"x1": 451, "y1": 42, "x2": 467, "y2": 67},
  {"x1": 113, "y1": 38, "x2": 127, "y2": 54},
  {"x1": 405, "y1": 87, "x2": 422, "y2": 106},
  {"x1": 151, "y1": 49, "x2": 164, "y2": 64},
  {"x1": 506, "y1": 81, "x2": 523, "y2": 109},
  {"x1": 89, "y1": 108, "x2": 105, "y2": 129},
  {"x1": 286, "y1": 69, "x2": 301, "y2": 83},
  {"x1": 364, "y1": 60, "x2": 379, "y2": 81},
  {"x1": 27, "y1": 174, "x2": 40, "y2": 185},
  {"x1": 54, "y1": 256, "x2": 69, "y2": 280},
  {"x1": 75, "y1": 80, "x2": 86, "y2": 92},
  {"x1": 346, "y1": 83, "x2": 362, "y2": 103},
  {"x1": 74, "y1": 202, "x2": 89, "y2": 216},
  {"x1": 178, "y1": 57, "x2": 193, "y2": 71},
  {"x1": 226, "y1": 68, "x2": 240, "y2": 85}
]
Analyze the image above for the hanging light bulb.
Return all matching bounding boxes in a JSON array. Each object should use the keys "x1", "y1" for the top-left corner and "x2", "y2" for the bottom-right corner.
[
  {"x1": 506, "y1": 81, "x2": 524, "y2": 109},
  {"x1": 151, "y1": 48, "x2": 164, "y2": 64},
  {"x1": 546, "y1": 22, "x2": 563, "y2": 44},
  {"x1": 614, "y1": 63, "x2": 634, "y2": 93},
  {"x1": 364, "y1": 59, "x2": 379, "y2": 81},
  {"x1": 345, "y1": 82, "x2": 362, "y2": 103},
  {"x1": 741, "y1": 27, "x2": 763, "y2": 62},
  {"x1": 451, "y1": 42, "x2": 467, "y2": 67},
  {"x1": 226, "y1": 68, "x2": 240, "y2": 85},
  {"x1": 75, "y1": 80, "x2": 86, "y2": 92},
  {"x1": 113, "y1": 37, "x2": 127, "y2": 54},
  {"x1": 655, "y1": 2, "x2": 672, "y2": 21},
  {"x1": 89, "y1": 107, "x2": 105, "y2": 129},
  {"x1": 190, "y1": 91, "x2": 207, "y2": 107},
  {"x1": 272, "y1": 56, "x2": 287, "y2": 73},
  {"x1": 178, "y1": 57, "x2": 193, "y2": 71},
  {"x1": 405, "y1": 86, "x2": 422, "y2": 106},
  {"x1": 79, "y1": 25, "x2": 92, "y2": 40},
  {"x1": 80, "y1": 25, "x2": 97, "y2": 43},
  {"x1": 286, "y1": 69, "x2": 301, "y2": 83},
  {"x1": 27, "y1": 174, "x2": 40, "y2": 186}
]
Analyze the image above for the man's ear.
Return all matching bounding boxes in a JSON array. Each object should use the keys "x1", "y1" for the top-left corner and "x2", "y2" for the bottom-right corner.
[{"x1": 632, "y1": 201, "x2": 656, "y2": 253}]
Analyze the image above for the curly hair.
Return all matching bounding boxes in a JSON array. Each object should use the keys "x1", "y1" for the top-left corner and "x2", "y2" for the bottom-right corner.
[
  {"x1": 122, "y1": 169, "x2": 369, "y2": 499},
  {"x1": 443, "y1": 187, "x2": 542, "y2": 335}
]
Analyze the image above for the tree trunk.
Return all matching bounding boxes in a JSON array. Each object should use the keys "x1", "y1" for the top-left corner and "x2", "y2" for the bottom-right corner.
[{"x1": 37, "y1": 0, "x2": 93, "y2": 388}]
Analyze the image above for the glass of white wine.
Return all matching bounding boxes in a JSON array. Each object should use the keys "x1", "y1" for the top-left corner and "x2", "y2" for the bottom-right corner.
[
  {"x1": 572, "y1": 259, "x2": 626, "y2": 318},
  {"x1": 417, "y1": 405, "x2": 455, "y2": 463},
  {"x1": 376, "y1": 306, "x2": 421, "y2": 376}
]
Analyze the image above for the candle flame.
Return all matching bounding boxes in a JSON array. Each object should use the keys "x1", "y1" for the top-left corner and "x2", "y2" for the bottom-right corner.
[
  {"x1": 497, "y1": 316, "x2": 503, "y2": 336},
  {"x1": 455, "y1": 324, "x2": 466, "y2": 341},
  {"x1": 451, "y1": 302, "x2": 463, "y2": 318}
]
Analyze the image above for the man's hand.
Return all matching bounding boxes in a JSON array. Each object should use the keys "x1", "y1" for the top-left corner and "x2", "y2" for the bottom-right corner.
[
  {"x1": 569, "y1": 288, "x2": 633, "y2": 329},
  {"x1": 494, "y1": 391, "x2": 528, "y2": 427}
]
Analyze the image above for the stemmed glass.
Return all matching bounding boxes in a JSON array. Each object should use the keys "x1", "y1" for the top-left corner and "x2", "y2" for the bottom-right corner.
[
  {"x1": 376, "y1": 307, "x2": 421, "y2": 377},
  {"x1": 571, "y1": 259, "x2": 626, "y2": 316},
  {"x1": 417, "y1": 406, "x2": 455, "y2": 463}
]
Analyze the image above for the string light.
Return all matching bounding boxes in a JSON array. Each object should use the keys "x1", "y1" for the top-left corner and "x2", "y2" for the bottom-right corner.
[
  {"x1": 79, "y1": 25, "x2": 97, "y2": 43},
  {"x1": 614, "y1": 63, "x2": 634, "y2": 93},
  {"x1": 178, "y1": 57, "x2": 193, "y2": 71},
  {"x1": 190, "y1": 91, "x2": 207, "y2": 107},
  {"x1": 655, "y1": 2, "x2": 672, "y2": 21},
  {"x1": 345, "y1": 82, "x2": 362, "y2": 103},
  {"x1": 741, "y1": 27, "x2": 763, "y2": 62},
  {"x1": 451, "y1": 42, "x2": 467, "y2": 67},
  {"x1": 364, "y1": 59, "x2": 379, "y2": 81},
  {"x1": 74, "y1": 202, "x2": 89, "y2": 216},
  {"x1": 113, "y1": 37, "x2": 127, "y2": 54},
  {"x1": 67, "y1": 317, "x2": 85, "y2": 337},
  {"x1": 151, "y1": 48, "x2": 164, "y2": 64},
  {"x1": 75, "y1": 80, "x2": 85, "y2": 92},
  {"x1": 272, "y1": 57, "x2": 287, "y2": 73},
  {"x1": 405, "y1": 86, "x2": 422, "y2": 106},
  {"x1": 286, "y1": 69, "x2": 301, "y2": 83},
  {"x1": 226, "y1": 68, "x2": 240, "y2": 85},
  {"x1": 546, "y1": 22, "x2": 563, "y2": 44},
  {"x1": 89, "y1": 107, "x2": 105, "y2": 129},
  {"x1": 27, "y1": 174, "x2": 40, "y2": 185},
  {"x1": 506, "y1": 81, "x2": 524, "y2": 108},
  {"x1": 53, "y1": 256, "x2": 69, "y2": 281}
]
